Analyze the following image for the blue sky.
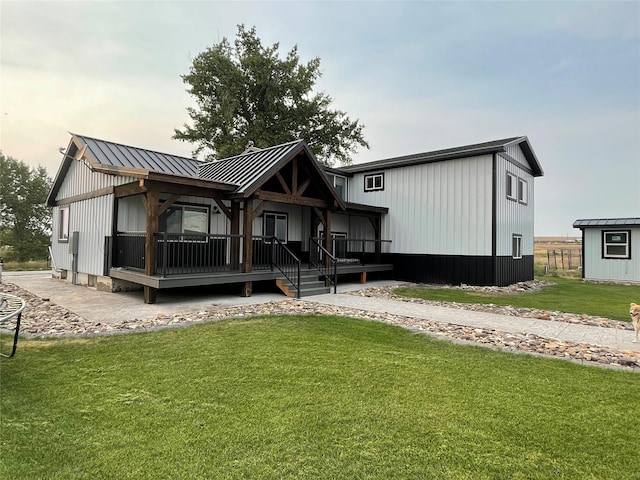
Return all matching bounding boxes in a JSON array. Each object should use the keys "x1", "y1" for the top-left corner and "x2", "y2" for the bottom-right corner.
[{"x1": 1, "y1": 0, "x2": 639, "y2": 236}]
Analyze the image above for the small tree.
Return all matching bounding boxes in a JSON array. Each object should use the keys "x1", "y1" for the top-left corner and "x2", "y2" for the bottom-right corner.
[
  {"x1": 174, "y1": 24, "x2": 368, "y2": 166},
  {"x1": 0, "y1": 153, "x2": 52, "y2": 262}
]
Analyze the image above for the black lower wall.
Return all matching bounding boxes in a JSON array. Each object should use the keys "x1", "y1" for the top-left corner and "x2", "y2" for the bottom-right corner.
[
  {"x1": 384, "y1": 254, "x2": 534, "y2": 286},
  {"x1": 495, "y1": 255, "x2": 534, "y2": 286}
]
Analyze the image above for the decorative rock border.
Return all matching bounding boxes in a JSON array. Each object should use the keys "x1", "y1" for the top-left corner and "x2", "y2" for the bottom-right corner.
[{"x1": 1, "y1": 281, "x2": 638, "y2": 371}]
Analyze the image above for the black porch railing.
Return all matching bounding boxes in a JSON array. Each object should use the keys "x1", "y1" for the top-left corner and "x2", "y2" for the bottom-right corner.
[
  {"x1": 270, "y1": 237, "x2": 301, "y2": 298},
  {"x1": 309, "y1": 237, "x2": 337, "y2": 294},
  {"x1": 112, "y1": 233, "x2": 391, "y2": 278},
  {"x1": 312, "y1": 237, "x2": 392, "y2": 265}
]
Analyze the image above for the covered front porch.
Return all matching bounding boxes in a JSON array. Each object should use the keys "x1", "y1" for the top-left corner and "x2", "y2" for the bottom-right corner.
[{"x1": 110, "y1": 232, "x2": 393, "y2": 301}]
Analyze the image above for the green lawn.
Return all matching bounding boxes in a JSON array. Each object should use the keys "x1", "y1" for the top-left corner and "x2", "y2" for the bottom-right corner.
[
  {"x1": 395, "y1": 276, "x2": 639, "y2": 321},
  {"x1": 2, "y1": 315, "x2": 639, "y2": 479}
]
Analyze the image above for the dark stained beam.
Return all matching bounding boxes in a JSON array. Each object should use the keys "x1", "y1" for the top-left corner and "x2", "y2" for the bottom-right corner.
[
  {"x1": 52, "y1": 186, "x2": 114, "y2": 206},
  {"x1": 275, "y1": 171, "x2": 291, "y2": 195},
  {"x1": 255, "y1": 190, "x2": 328, "y2": 208}
]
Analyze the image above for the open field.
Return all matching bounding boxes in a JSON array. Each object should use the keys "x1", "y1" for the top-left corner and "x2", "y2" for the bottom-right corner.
[{"x1": 2, "y1": 315, "x2": 639, "y2": 479}]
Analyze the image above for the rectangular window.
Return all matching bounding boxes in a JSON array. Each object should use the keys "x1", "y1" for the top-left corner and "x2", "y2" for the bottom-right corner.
[
  {"x1": 333, "y1": 175, "x2": 347, "y2": 200},
  {"x1": 512, "y1": 234, "x2": 522, "y2": 259},
  {"x1": 364, "y1": 173, "x2": 384, "y2": 192},
  {"x1": 159, "y1": 204, "x2": 209, "y2": 235},
  {"x1": 518, "y1": 178, "x2": 528, "y2": 204},
  {"x1": 58, "y1": 206, "x2": 69, "y2": 242},
  {"x1": 332, "y1": 233, "x2": 347, "y2": 258},
  {"x1": 506, "y1": 173, "x2": 517, "y2": 200},
  {"x1": 603, "y1": 230, "x2": 630, "y2": 259},
  {"x1": 264, "y1": 212, "x2": 287, "y2": 243}
]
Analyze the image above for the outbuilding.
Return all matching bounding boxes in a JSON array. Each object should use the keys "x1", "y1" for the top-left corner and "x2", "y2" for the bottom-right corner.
[{"x1": 572, "y1": 218, "x2": 640, "y2": 284}]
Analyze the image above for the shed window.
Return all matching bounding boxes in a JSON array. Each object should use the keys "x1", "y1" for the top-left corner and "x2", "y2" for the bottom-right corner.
[
  {"x1": 512, "y1": 234, "x2": 522, "y2": 259},
  {"x1": 58, "y1": 206, "x2": 69, "y2": 242},
  {"x1": 159, "y1": 205, "x2": 209, "y2": 235},
  {"x1": 364, "y1": 173, "x2": 384, "y2": 192},
  {"x1": 603, "y1": 231, "x2": 630, "y2": 259},
  {"x1": 264, "y1": 212, "x2": 287, "y2": 243}
]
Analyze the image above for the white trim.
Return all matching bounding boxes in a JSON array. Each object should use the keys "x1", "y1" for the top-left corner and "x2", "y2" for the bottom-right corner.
[
  {"x1": 58, "y1": 206, "x2": 70, "y2": 242},
  {"x1": 603, "y1": 230, "x2": 630, "y2": 259},
  {"x1": 364, "y1": 173, "x2": 384, "y2": 192},
  {"x1": 512, "y1": 234, "x2": 522, "y2": 259}
]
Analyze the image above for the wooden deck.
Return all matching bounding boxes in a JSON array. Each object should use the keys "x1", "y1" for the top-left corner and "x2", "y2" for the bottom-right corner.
[{"x1": 109, "y1": 264, "x2": 394, "y2": 290}]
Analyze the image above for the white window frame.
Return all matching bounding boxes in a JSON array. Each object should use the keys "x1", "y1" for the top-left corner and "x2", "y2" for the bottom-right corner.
[
  {"x1": 506, "y1": 173, "x2": 517, "y2": 201},
  {"x1": 517, "y1": 178, "x2": 528, "y2": 205},
  {"x1": 602, "y1": 230, "x2": 630, "y2": 259},
  {"x1": 364, "y1": 173, "x2": 384, "y2": 192},
  {"x1": 332, "y1": 174, "x2": 347, "y2": 201},
  {"x1": 263, "y1": 212, "x2": 288, "y2": 243},
  {"x1": 58, "y1": 206, "x2": 70, "y2": 242},
  {"x1": 159, "y1": 204, "x2": 210, "y2": 241},
  {"x1": 512, "y1": 234, "x2": 522, "y2": 259}
]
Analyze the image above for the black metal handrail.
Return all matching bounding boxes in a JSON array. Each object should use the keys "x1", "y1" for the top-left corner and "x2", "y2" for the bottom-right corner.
[
  {"x1": 270, "y1": 237, "x2": 301, "y2": 298},
  {"x1": 309, "y1": 237, "x2": 337, "y2": 294}
]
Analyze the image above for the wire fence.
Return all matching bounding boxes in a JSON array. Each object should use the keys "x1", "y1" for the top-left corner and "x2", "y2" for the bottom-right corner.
[{"x1": 546, "y1": 249, "x2": 582, "y2": 271}]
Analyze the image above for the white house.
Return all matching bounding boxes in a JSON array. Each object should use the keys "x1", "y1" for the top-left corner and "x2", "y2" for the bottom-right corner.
[
  {"x1": 47, "y1": 134, "x2": 543, "y2": 303},
  {"x1": 573, "y1": 218, "x2": 640, "y2": 284}
]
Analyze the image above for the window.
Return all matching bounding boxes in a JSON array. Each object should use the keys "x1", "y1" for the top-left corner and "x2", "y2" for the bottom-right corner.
[
  {"x1": 603, "y1": 230, "x2": 630, "y2": 259},
  {"x1": 517, "y1": 178, "x2": 528, "y2": 204},
  {"x1": 506, "y1": 173, "x2": 517, "y2": 200},
  {"x1": 159, "y1": 205, "x2": 209, "y2": 235},
  {"x1": 58, "y1": 206, "x2": 69, "y2": 242},
  {"x1": 364, "y1": 173, "x2": 384, "y2": 192},
  {"x1": 264, "y1": 212, "x2": 287, "y2": 243},
  {"x1": 326, "y1": 174, "x2": 348, "y2": 200},
  {"x1": 512, "y1": 234, "x2": 522, "y2": 259},
  {"x1": 332, "y1": 233, "x2": 347, "y2": 258}
]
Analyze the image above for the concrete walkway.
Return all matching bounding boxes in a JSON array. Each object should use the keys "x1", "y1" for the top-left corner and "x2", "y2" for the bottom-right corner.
[
  {"x1": 3, "y1": 271, "x2": 638, "y2": 352},
  {"x1": 310, "y1": 293, "x2": 640, "y2": 352}
]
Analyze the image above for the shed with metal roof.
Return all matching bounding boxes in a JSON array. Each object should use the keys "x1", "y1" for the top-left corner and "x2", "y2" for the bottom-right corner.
[{"x1": 573, "y1": 218, "x2": 640, "y2": 284}]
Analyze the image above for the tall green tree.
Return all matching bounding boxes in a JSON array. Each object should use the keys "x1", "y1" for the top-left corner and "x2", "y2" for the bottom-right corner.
[
  {"x1": 0, "y1": 153, "x2": 52, "y2": 262},
  {"x1": 174, "y1": 25, "x2": 368, "y2": 166}
]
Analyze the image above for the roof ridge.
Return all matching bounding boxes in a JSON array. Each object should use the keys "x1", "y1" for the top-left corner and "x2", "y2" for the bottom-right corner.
[
  {"x1": 203, "y1": 139, "x2": 304, "y2": 165},
  {"x1": 71, "y1": 132, "x2": 201, "y2": 163},
  {"x1": 344, "y1": 136, "x2": 524, "y2": 170}
]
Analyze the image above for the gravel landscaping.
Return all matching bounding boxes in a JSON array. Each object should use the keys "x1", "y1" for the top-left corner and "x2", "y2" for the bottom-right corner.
[{"x1": 1, "y1": 280, "x2": 638, "y2": 370}]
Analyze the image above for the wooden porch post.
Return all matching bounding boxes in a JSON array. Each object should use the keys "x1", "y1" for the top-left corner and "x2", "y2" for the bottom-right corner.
[
  {"x1": 241, "y1": 198, "x2": 253, "y2": 297},
  {"x1": 230, "y1": 201, "x2": 240, "y2": 270},
  {"x1": 143, "y1": 190, "x2": 159, "y2": 304}
]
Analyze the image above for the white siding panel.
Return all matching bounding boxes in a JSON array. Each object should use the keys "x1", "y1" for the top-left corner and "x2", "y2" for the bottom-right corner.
[
  {"x1": 252, "y1": 202, "x2": 303, "y2": 241},
  {"x1": 56, "y1": 160, "x2": 135, "y2": 200},
  {"x1": 504, "y1": 144, "x2": 529, "y2": 169},
  {"x1": 583, "y1": 228, "x2": 640, "y2": 283},
  {"x1": 495, "y1": 157, "x2": 535, "y2": 256},
  {"x1": 347, "y1": 155, "x2": 493, "y2": 255},
  {"x1": 51, "y1": 195, "x2": 114, "y2": 276}
]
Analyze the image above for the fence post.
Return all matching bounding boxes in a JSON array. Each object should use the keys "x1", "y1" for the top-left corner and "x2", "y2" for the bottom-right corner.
[{"x1": 0, "y1": 257, "x2": 3, "y2": 283}]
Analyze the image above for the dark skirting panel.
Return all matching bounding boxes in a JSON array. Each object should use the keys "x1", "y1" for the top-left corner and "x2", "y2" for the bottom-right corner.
[
  {"x1": 495, "y1": 255, "x2": 534, "y2": 286},
  {"x1": 383, "y1": 254, "x2": 534, "y2": 286}
]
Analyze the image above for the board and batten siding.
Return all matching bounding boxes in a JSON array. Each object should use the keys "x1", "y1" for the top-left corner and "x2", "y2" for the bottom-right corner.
[
  {"x1": 56, "y1": 158, "x2": 136, "y2": 199},
  {"x1": 117, "y1": 195, "x2": 230, "y2": 234},
  {"x1": 51, "y1": 161, "x2": 134, "y2": 276},
  {"x1": 494, "y1": 153, "x2": 535, "y2": 257},
  {"x1": 347, "y1": 155, "x2": 493, "y2": 256},
  {"x1": 583, "y1": 227, "x2": 640, "y2": 283},
  {"x1": 51, "y1": 195, "x2": 114, "y2": 276}
]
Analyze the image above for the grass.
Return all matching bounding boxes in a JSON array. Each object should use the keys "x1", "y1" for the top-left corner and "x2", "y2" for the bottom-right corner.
[
  {"x1": 2, "y1": 315, "x2": 639, "y2": 479},
  {"x1": 395, "y1": 276, "x2": 638, "y2": 321},
  {"x1": 0, "y1": 259, "x2": 49, "y2": 271}
]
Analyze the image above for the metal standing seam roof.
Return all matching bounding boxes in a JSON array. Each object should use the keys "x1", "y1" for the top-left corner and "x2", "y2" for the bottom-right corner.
[
  {"x1": 73, "y1": 133, "x2": 203, "y2": 177},
  {"x1": 573, "y1": 218, "x2": 640, "y2": 228},
  {"x1": 198, "y1": 140, "x2": 305, "y2": 194},
  {"x1": 339, "y1": 136, "x2": 543, "y2": 176}
]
